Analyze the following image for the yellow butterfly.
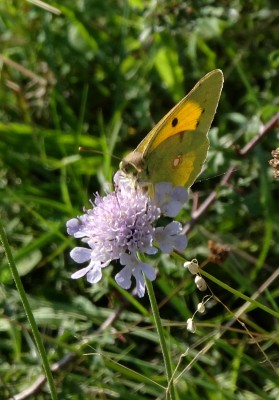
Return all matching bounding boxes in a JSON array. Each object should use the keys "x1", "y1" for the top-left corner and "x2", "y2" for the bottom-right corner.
[{"x1": 120, "y1": 69, "x2": 223, "y2": 188}]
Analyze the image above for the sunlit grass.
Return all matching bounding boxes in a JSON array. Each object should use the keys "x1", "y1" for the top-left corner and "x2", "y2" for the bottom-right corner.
[{"x1": 1, "y1": 1, "x2": 279, "y2": 399}]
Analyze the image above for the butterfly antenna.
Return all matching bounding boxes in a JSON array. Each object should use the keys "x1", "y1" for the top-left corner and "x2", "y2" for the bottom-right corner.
[{"x1": 78, "y1": 147, "x2": 121, "y2": 161}]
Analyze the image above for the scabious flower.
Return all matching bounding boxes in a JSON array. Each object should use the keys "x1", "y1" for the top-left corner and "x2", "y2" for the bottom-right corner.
[{"x1": 66, "y1": 171, "x2": 188, "y2": 297}]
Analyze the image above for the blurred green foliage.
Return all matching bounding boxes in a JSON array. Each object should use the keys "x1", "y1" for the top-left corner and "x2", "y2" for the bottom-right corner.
[{"x1": 0, "y1": 0, "x2": 279, "y2": 399}]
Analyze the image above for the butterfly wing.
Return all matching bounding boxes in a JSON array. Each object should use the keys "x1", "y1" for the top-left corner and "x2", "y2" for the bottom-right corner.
[{"x1": 121, "y1": 69, "x2": 224, "y2": 188}]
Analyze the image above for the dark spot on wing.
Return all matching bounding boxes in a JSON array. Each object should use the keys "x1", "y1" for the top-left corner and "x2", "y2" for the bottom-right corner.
[
  {"x1": 172, "y1": 117, "x2": 178, "y2": 127},
  {"x1": 196, "y1": 108, "x2": 205, "y2": 128}
]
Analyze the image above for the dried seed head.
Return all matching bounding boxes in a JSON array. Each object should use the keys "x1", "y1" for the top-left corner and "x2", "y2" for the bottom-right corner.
[
  {"x1": 269, "y1": 148, "x2": 279, "y2": 179},
  {"x1": 208, "y1": 240, "x2": 230, "y2": 265}
]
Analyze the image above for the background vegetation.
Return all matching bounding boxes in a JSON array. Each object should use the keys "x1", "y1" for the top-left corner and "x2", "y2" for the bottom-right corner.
[{"x1": 0, "y1": 0, "x2": 278, "y2": 399}]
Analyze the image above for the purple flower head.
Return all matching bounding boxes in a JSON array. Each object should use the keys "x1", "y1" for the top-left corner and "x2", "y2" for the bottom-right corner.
[{"x1": 66, "y1": 172, "x2": 188, "y2": 297}]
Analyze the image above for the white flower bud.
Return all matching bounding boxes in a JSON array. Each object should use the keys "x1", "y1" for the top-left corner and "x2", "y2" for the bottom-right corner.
[
  {"x1": 184, "y1": 259, "x2": 199, "y2": 275},
  {"x1": 186, "y1": 318, "x2": 196, "y2": 333},
  {"x1": 194, "y1": 275, "x2": 207, "y2": 291},
  {"x1": 197, "y1": 302, "x2": 205, "y2": 313}
]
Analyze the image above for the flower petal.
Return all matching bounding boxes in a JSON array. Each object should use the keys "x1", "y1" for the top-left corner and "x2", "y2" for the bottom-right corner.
[
  {"x1": 172, "y1": 186, "x2": 188, "y2": 204},
  {"x1": 144, "y1": 245, "x2": 158, "y2": 255},
  {"x1": 133, "y1": 268, "x2": 146, "y2": 298},
  {"x1": 66, "y1": 218, "x2": 81, "y2": 236},
  {"x1": 174, "y1": 234, "x2": 187, "y2": 252},
  {"x1": 115, "y1": 265, "x2": 132, "y2": 289},
  {"x1": 71, "y1": 265, "x2": 92, "y2": 279},
  {"x1": 140, "y1": 263, "x2": 156, "y2": 281},
  {"x1": 165, "y1": 221, "x2": 182, "y2": 235},
  {"x1": 66, "y1": 217, "x2": 88, "y2": 238},
  {"x1": 155, "y1": 182, "x2": 173, "y2": 201},
  {"x1": 87, "y1": 264, "x2": 103, "y2": 283},
  {"x1": 70, "y1": 247, "x2": 92, "y2": 263}
]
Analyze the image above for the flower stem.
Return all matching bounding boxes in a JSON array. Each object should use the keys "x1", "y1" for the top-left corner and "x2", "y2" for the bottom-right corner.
[
  {"x1": 145, "y1": 277, "x2": 178, "y2": 400},
  {"x1": 0, "y1": 221, "x2": 58, "y2": 400}
]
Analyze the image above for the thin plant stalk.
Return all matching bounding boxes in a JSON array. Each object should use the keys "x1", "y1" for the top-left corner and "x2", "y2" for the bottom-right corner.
[
  {"x1": 0, "y1": 221, "x2": 58, "y2": 400},
  {"x1": 145, "y1": 276, "x2": 178, "y2": 400}
]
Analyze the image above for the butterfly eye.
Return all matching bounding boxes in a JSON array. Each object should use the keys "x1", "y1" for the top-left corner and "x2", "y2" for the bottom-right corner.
[
  {"x1": 120, "y1": 151, "x2": 144, "y2": 176},
  {"x1": 120, "y1": 160, "x2": 134, "y2": 174}
]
